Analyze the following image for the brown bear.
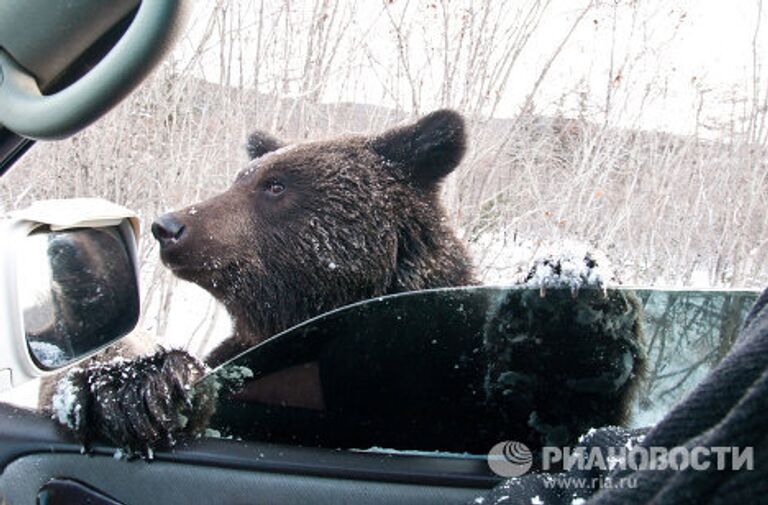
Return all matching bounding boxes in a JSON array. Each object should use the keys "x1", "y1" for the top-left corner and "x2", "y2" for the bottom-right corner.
[
  {"x1": 48, "y1": 110, "x2": 644, "y2": 454},
  {"x1": 153, "y1": 109, "x2": 474, "y2": 367}
]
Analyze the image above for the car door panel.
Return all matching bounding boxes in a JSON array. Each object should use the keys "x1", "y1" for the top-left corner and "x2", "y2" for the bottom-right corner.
[
  {"x1": 1, "y1": 455, "x2": 486, "y2": 505},
  {"x1": 0, "y1": 403, "x2": 491, "y2": 505}
]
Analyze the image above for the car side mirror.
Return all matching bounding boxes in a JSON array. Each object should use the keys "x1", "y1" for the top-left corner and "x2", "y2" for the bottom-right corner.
[{"x1": 0, "y1": 199, "x2": 140, "y2": 391}]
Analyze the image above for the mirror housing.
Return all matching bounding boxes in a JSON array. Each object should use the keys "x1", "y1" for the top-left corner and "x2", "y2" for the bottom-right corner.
[{"x1": 0, "y1": 198, "x2": 140, "y2": 391}]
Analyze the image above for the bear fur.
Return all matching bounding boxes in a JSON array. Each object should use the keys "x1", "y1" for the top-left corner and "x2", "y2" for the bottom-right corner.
[
  {"x1": 161, "y1": 109, "x2": 475, "y2": 366},
  {"x1": 46, "y1": 110, "x2": 644, "y2": 454}
]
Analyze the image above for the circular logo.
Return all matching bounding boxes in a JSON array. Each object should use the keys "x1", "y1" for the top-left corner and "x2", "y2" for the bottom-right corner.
[{"x1": 487, "y1": 440, "x2": 533, "y2": 477}]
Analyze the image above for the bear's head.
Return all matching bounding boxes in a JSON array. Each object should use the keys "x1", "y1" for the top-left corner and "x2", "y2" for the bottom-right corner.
[{"x1": 151, "y1": 109, "x2": 475, "y2": 342}]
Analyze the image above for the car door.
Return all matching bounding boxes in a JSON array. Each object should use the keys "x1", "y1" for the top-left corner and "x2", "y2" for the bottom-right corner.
[{"x1": 0, "y1": 286, "x2": 759, "y2": 504}]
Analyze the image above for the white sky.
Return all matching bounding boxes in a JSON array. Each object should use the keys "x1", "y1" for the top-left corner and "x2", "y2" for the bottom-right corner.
[{"x1": 175, "y1": 0, "x2": 768, "y2": 136}]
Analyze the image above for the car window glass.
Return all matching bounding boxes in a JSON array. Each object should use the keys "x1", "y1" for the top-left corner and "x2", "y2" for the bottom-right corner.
[{"x1": 194, "y1": 286, "x2": 758, "y2": 455}]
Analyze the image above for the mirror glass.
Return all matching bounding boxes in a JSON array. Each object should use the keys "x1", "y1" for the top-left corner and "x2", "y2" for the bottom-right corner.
[{"x1": 18, "y1": 225, "x2": 139, "y2": 370}]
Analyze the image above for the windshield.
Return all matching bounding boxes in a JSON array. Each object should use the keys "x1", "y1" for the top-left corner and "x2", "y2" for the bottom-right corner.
[{"x1": 195, "y1": 286, "x2": 758, "y2": 454}]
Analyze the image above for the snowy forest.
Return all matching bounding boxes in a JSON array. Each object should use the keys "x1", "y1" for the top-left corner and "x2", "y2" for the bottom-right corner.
[{"x1": 1, "y1": 0, "x2": 766, "y2": 420}]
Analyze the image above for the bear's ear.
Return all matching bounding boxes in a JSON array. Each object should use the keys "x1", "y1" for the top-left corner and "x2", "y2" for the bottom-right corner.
[
  {"x1": 246, "y1": 130, "x2": 285, "y2": 159},
  {"x1": 368, "y1": 109, "x2": 466, "y2": 188}
]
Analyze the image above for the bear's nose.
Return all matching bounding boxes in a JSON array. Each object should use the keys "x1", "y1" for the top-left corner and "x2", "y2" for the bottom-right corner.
[{"x1": 151, "y1": 214, "x2": 186, "y2": 247}]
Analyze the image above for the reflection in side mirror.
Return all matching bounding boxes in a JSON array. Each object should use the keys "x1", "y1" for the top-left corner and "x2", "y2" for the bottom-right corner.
[{"x1": 18, "y1": 226, "x2": 140, "y2": 370}]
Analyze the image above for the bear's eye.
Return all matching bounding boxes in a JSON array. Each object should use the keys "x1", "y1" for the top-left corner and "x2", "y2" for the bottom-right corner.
[{"x1": 264, "y1": 180, "x2": 285, "y2": 196}]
